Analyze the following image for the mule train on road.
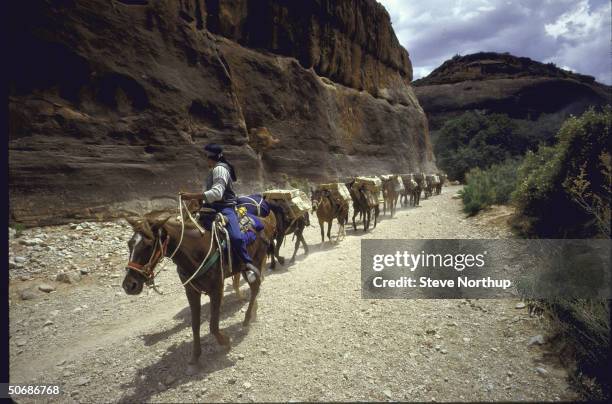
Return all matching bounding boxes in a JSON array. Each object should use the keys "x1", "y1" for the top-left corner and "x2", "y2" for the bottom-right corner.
[{"x1": 122, "y1": 171, "x2": 447, "y2": 371}]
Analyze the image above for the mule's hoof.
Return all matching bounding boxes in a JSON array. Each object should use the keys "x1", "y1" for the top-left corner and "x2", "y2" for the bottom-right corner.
[
  {"x1": 216, "y1": 340, "x2": 232, "y2": 353},
  {"x1": 277, "y1": 257, "x2": 286, "y2": 265},
  {"x1": 186, "y1": 362, "x2": 201, "y2": 375},
  {"x1": 216, "y1": 333, "x2": 231, "y2": 348}
]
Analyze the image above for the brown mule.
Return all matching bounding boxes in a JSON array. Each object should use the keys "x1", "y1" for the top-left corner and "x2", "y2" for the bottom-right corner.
[
  {"x1": 424, "y1": 174, "x2": 440, "y2": 198},
  {"x1": 382, "y1": 176, "x2": 400, "y2": 217},
  {"x1": 266, "y1": 200, "x2": 309, "y2": 268},
  {"x1": 348, "y1": 182, "x2": 379, "y2": 232},
  {"x1": 311, "y1": 188, "x2": 349, "y2": 242},
  {"x1": 346, "y1": 180, "x2": 364, "y2": 224},
  {"x1": 122, "y1": 209, "x2": 276, "y2": 373},
  {"x1": 413, "y1": 172, "x2": 425, "y2": 202},
  {"x1": 400, "y1": 174, "x2": 420, "y2": 207},
  {"x1": 435, "y1": 173, "x2": 447, "y2": 195}
]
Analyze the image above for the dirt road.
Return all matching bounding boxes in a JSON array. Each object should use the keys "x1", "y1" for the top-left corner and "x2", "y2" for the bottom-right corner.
[{"x1": 9, "y1": 186, "x2": 577, "y2": 402}]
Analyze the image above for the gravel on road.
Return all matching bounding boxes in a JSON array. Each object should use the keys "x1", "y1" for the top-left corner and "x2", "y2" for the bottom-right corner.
[{"x1": 8, "y1": 186, "x2": 576, "y2": 402}]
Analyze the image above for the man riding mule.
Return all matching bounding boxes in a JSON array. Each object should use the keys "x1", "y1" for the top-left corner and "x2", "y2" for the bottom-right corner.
[
  {"x1": 122, "y1": 209, "x2": 276, "y2": 372},
  {"x1": 179, "y1": 144, "x2": 262, "y2": 283},
  {"x1": 122, "y1": 144, "x2": 277, "y2": 372}
]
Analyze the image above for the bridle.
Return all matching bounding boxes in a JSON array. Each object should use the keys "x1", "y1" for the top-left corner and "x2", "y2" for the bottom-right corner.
[
  {"x1": 124, "y1": 196, "x2": 188, "y2": 284},
  {"x1": 126, "y1": 229, "x2": 170, "y2": 282}
]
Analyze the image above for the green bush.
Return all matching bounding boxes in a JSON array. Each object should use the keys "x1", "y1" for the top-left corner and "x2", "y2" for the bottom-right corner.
[
  {"x1": 10, "y1": 222, "x2": 26, "y2": 237},
  {"x1": 460, "y1": 158, "x2": 522, "y2": 215},
  {"x1": 511, "y1": 106, "x2": 611, "y2": 237},
  {"x1": 435, "y1": 112, "x2": 537, "y2": 181},
  {"x1": 543, "y1": 299, "x2": 610, "y2": 400},
  {"x1": 512, "y1": 107, "x2": 611, "y2": 399}
]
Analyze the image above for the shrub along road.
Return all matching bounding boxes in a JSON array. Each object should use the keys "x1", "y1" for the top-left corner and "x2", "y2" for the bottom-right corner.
[{"x1": 8, "y1": 186, "x2": 577, "y2": 402}]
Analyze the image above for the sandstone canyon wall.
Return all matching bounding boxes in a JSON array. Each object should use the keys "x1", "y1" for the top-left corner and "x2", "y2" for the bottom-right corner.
[{"x1": 8, "y1": 0, "x2": 433, "y2": 226}]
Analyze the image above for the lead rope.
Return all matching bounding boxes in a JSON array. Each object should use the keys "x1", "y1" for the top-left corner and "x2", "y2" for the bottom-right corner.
[
  {"x1": 147, "y1": 197, "x2": 233, "y2": 295},
  {"x1": 284, "y1": 216, "x2": 300, "y2": 235},
  {"x1": 216, "y1": 221, "x2": 225, "y2": 294},
  {"x1": 220, "y1": 223, "x2": 232, "y2": 275},
  {"x1": 239, "y1": 196, "x2": 262, "y2": 216},
  {"x1": 181, "y1": 218, "x2": 216, "y2": 287}
]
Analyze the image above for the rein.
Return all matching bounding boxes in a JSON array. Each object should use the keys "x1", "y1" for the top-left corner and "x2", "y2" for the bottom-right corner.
[{"x1": 284, "y1": 215, "x2": 301, "y2": 235}]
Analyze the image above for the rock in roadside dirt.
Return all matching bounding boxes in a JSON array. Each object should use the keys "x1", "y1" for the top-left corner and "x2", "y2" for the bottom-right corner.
[
  {"x1": 19, "y1": 289, "x2": 38, "y2": 301},
  {"x1": 56, "y1": 271, "x2": 82, "y2": 284},
  {"x1": 38, "y1": 284, "x2": 56, "y2": 293},
  {"x1": 20, "y1": 238, "x2": 43, "y2": 246},
  {"x1": 528, "y1": 335, "x2": 545, "y2": 346}
]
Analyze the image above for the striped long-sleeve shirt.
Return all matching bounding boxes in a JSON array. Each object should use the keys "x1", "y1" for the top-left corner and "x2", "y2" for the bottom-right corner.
[{"x1": 203, "y1": 163, "x2": 237, "y2": 206}]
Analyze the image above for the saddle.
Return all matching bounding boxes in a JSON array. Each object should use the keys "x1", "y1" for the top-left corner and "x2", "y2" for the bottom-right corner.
[
  {"x1": 197, "y1": 207, "x2": 263, "y2": 239},
  {"x1": 196, "y1": 207, "x2": 266, "y2": 276}
]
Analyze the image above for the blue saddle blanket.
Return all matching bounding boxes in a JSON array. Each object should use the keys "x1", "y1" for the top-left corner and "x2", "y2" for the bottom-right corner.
[
  {"x1": 198, "y1": 209, "x2": 263, "y2": 246},
  {"x1": 242, "y1": 213, "x2": 263, "y2": 245},
  {"x1": 237, "y1": 194, "x2": 270, "y2": 217}
]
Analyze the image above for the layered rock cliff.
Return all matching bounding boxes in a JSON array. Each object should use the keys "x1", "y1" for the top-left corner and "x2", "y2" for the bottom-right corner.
[
  {"x1": 8, "y1": 0, "x2": 433, "y2": 226},
  {"x1": 413, "y1": 52, "x2": 611, "y2": 141}
]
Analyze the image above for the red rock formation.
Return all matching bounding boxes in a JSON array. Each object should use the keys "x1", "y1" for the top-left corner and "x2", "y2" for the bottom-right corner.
[{"x1": 8, "y1": 0, "x2": 433, "y2": 226}]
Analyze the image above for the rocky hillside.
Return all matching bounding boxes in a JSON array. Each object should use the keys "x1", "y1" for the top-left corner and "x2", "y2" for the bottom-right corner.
[
  {"x1": 8, "y1": 0, "x2": 433, "y2": 226},
  {"x1": 413, "y1": 52, "x2": 611, "y2": 140}
]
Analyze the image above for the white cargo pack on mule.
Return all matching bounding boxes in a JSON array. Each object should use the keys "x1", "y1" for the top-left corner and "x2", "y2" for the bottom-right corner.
[
  {"x1": 351, "y1": 176, "x2": 383, "y2": 205},
  {"x1": 353, "y1": 176, "x2": 382, "y2": 193},
  {"x1": 263, "y1": 189, "x2": 312, "y2": 219},
  {"x1": 393, "y1": 175, "x2": 405, "y2": 193},
  {"x1": 317, "y1": 182, "x2": 352, "y2": 202},
  {"x1": 380, "y1": 174, "x2": 405, "y2": 193}
]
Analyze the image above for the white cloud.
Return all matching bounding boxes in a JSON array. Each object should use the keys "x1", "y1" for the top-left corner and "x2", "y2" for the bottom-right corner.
[
  {"x1": 378, "y1": 0, "x2": 611, "y2": 84},
  {"x1": 545, "y1": 0, "x2": 606, "y2": 40},
  {"x1": 412, "y1": 65, "x2": 436, "y2": 80}
]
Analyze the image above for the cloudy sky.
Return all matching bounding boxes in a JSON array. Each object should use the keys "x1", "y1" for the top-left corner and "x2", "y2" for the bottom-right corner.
[{"x1": 378, "y1": 0, "x2": 611, "y2": 84}]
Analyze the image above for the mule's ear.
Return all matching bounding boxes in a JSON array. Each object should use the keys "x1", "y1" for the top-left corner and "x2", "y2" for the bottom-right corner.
[
  {"x1": 126, "y1": 216, "x2": 140, "y2": 228},
  {"x1": 148, "y1": 213, "x2": 172, "y2": 230}
]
